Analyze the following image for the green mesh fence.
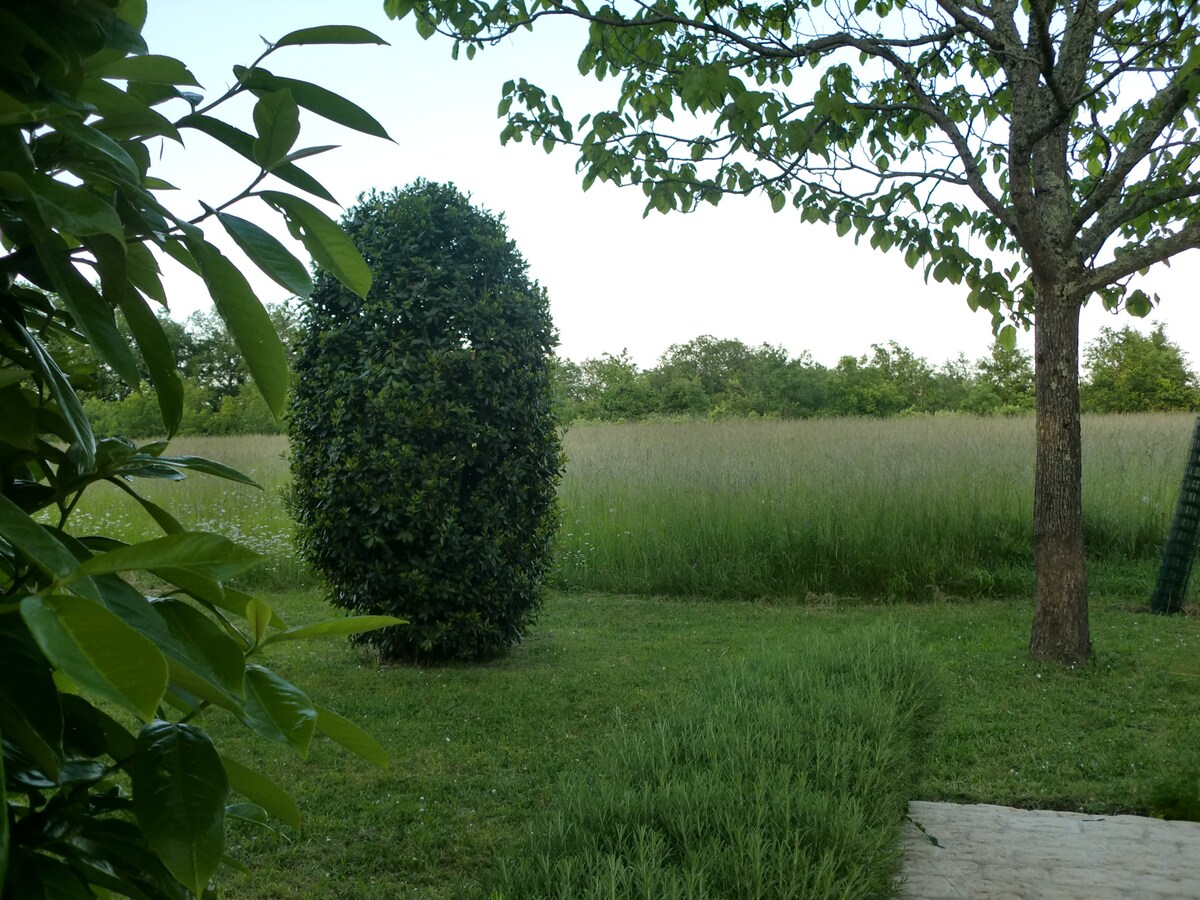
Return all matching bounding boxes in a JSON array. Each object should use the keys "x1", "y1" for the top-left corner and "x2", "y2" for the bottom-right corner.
[{"x1": 1152, "y1": 417, "x2": 1200, "y2": 614}]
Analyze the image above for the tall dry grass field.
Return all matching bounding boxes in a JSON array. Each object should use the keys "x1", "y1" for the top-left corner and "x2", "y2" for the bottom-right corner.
[
  {"x1": 65, "y1": 415, "x2": 1193, "y2": 599},
  {"x1": 553, "y1": 414, "x2": 1191, "y2": 599}
]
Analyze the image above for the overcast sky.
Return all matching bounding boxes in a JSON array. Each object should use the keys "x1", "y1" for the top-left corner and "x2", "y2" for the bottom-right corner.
[{"x1": 142, "y1": 1, "x2": 1200, "y2": 370}]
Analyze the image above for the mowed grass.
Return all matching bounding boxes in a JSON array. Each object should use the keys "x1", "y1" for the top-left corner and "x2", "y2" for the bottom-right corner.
[
  {"x1": 208, "y1": 590, "x2": 1200, "y2": 899},
  {"x1": 69, "y1": 414, "x2": 1192, "y2": 600}
]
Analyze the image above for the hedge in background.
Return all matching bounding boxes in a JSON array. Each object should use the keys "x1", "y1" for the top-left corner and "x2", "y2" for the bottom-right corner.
[
  {"x1": 491, "y1": 626, "x2": 940, "y2": 899},
  {"x1": 289, "y1": 181, "x2": 563, "y2": 662}
]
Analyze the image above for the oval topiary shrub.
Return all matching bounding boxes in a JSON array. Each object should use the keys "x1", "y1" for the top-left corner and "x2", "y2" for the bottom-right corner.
[{"x1": 288, "y1": 181, "x2": 563, "y2": 662}]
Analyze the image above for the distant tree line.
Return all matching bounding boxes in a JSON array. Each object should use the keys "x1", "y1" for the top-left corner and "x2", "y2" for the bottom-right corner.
[
  {"x1": 81, "y1": 316, "x2": 1199, "y2": 435},
  {"x1": 555, "y1": 325, "x2": 1200, "y2": 422}
]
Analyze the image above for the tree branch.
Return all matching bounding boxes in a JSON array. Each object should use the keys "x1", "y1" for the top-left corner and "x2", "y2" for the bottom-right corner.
[{"x1": 1084, "y1": 217, "x2": 1200, "y2": 291}]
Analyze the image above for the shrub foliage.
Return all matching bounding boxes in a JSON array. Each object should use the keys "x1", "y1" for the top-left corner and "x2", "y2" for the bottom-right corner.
[
  {"x1": 289, "y1": 182, "x2": 563, "y2": 662},
  {"x1": 0, "y1": 3, "x2": 397, "y2": 896}
]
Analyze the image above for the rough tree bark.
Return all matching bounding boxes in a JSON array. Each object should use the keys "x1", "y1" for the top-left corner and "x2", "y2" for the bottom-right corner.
[{"x1": 1030, "y1": 278, "x2": 1090, "y2": 663}]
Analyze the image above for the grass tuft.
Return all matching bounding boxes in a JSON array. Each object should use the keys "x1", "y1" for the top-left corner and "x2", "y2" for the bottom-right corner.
[{"x1": 488, "y1": 626, "x2": 940, "y2": 900}]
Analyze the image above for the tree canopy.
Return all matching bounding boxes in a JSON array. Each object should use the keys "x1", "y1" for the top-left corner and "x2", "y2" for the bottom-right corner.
[{"x1": 388, "y1": 0, "x2": 1200, "y2": 663}]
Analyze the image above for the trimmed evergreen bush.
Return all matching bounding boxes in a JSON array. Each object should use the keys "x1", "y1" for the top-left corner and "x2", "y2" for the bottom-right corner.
[{"x1": 288, "y1": 181, "x2": 563, "y2": 662}]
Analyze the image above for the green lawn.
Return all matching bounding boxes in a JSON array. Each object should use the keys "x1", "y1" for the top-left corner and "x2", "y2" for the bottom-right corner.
[{"x1": 211, "y1": 589, "x2": 1200, "y2": 899}]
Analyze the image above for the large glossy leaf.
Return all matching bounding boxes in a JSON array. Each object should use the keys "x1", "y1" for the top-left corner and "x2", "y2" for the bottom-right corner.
[
  {"x1": 151, "y1": 454, "x2": 260, "y2": 487},
  {"x1": 260, "y1": 190, "x2": 371, "y2": 298},
  {"x1": 219, "y1": 754, "x2": 300, "y2": 827},
  {"x1": 274, "y1": 25, "x2": 390, "y2": 48},
  {"x1": 251, "y1": 89, "x2": 300, "y2": 170},
  {"x1": 152, "y1": 599, "x2": 246, "y2": 700},
  {"x1": 98, "y1": 55, "x2": 200, "y2": 86},
  {"x1": 0, "y1": 628, "x2": 63, "y2": 781},
  {"x1": 1, "y1": 312, "x2": 94, "y2": 465},
  {"x1": 261, "y1": 615, "x2": 405, "y2": 647},
  {"x1": 27, "y1": 229, "x2": 141, "y2": 388},
  {"x1": 107, "y1": 479, "x2": 184, "y2": 535},
  {"x1": 216, "y1": 210, "x2": 312, "y2": 297},
  {"x1": 119, "y1": 292, "x2": 183, "y2": 433},
  {"x1": 187, "y1": 238, "x2": 290, "y2": 419},
  {"x1": 0, "y1": 493, "x2": 80, "y2": 582},
  {"x1": 21, "y1": 595, "x2": 167, "y2": 722},
  {"x1": 131, "y1": 721, "x2": 227, "y2": 897},
  {"x1": 72, "y1": 532, "x2": 261, "y2": 582},
  {"x1": 176, "y1": 114, "x2": 337, "y2": 203},
  {"x1": 1, "y1": 728, "x2": 7, "y2": 889},
  {"x1": 235, "y1": 66, "x2": 392, "y2": 140},
  {"x1": 242, "y1": 665, "x2": 316, "y2": 756},
  {"x1": 89, "y1": 234, "x2": 183, "y2": 434},
  {"x1": 90, "y1": 577, "x2": 241, "y2": 712},
  {"x1": 314, "y1": 704, "x2": 389, "y2": 768},
  {"x1": 54, "y1": 117, "x2": 139, "y2": 180},
  {"x1": 26, "y1": 174, "x2": 124, "y2": 238}
]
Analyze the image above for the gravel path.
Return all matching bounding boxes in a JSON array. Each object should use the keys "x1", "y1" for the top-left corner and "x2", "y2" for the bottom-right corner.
[{"x1": 899, "y1": 800, "x2": 1200, "y2": 899}]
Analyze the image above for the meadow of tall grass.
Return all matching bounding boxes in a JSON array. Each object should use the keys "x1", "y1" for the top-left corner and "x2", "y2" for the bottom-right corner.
[
  {"x1": 66, "y1": 414, "x2": 1194, "y2": 600},
  {"x1": 553, "y1": 414, "x2": 1191, "y2": 599}
]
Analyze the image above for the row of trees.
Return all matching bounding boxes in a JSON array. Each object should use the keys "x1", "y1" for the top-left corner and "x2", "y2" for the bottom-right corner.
[
  {"x1": 84, "y1": 318, "x2": 1199, "y2": 435},
  {"x1": 558, "y1": 325, "x2": 1200, "y2": 421}
]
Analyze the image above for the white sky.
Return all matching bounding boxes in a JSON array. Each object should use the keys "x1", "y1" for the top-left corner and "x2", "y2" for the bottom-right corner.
[{"x1": 142, "y1": 0, "x2": 1200, "y2": 370}]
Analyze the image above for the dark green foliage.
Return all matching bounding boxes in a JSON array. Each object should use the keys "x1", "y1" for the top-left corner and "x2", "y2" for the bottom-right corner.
[
  {"x1": 289, "y1": 181, "x2": 563, "y2": 662},
  {"x1": 0, "y1": 3, "x2": 394, "y2": 896},
  {"x1": 490, "y1": 626, "x2": 940, "y2": 899},
  {"x1": 1083, "y1": 325, "x2": 1200, "y2": 414}
]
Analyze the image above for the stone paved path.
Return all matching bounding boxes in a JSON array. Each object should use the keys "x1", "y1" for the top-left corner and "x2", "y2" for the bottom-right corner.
[{"x1": 899, "y1": 800, "x2": 1200, "y2": 899}]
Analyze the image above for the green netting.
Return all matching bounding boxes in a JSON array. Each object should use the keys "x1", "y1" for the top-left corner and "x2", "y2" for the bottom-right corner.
[{"x1": 1152, "y1": 417, "x2": 1200, "y2": 614}]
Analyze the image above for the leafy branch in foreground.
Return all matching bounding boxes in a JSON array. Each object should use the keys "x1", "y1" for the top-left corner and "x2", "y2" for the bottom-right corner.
[{"x1": 1, "y1": 1, "x2": 399, "y2": 896}]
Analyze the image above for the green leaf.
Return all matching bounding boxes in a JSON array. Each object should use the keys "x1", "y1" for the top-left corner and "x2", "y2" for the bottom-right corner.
[
  {"x1": 262, "y1": 615, "x2": 405, "y2": 647},
  {"x1": 98, "y1": 55, "x2": 201, "y2": 86},
  {"x1": 0, "y1": 628, "x2": 64, "y2": 782},
  {"x1": 273, "y1": 25, "x2": 390, "y2": 48},
  {"x1": 1125, "y1": 289, "x2": 1152, "y2": 318},
  {"x1": 217, "y1": 211, "x2": 313, "y2": 297},
  {"x1": 260, "y1": 190, "x2": 371, "y2": 298},
  {"x1": 235, "y1": 66, "x2": 392, "y2": 141},
  {"x1": 252, "y1": 89, "x2": 301, "y2": 170},
  {"x1": 187, "y1": 238, "x2": 290, "y2": 419},
  {"x1": 54, "y1": 117, "x2": 139, "y2": 179},
  {"x1": 245, "y1": 597, "x2": 273, "y2": 647},
  {"x1": 27, "y1": 229, "x2": 141, "y2": 388},
  {"x1": 998, "y1": 324, "x2": 1017, "y2": 351},
  {"x1": 72, "y1": 532, "x2": 261, "y2": 582},
  {"x1": 0, "y1": 493, "x2": 80, "y2": 583},
  {"x1": 132, "y1": 721, "x2": 227, "y2": 897},
  {"x1": 152, "y1": 454, "x2": 260, "y2": 487},
  {"x1": 242, "y1": 665, "x2": 317, "y2": 756},
  {"x1": 90, "y1": 234, "x2": 184, "y2": 434},
  {"x1": 21, "y1": 595, "x2": 167, "y2": 722},
  {"x1": 220, "y1": 754, "x2": 300, "y2": 827},
  {"x1": 26, "y1": 173, "x2": 124, "y2": 239},
  {"x1": 2, "y1": 313, "x2": 95, "y2": 467},
  {"x1": 107, "y1": 479, "x2": 185, "y2": 535},
  {"x1": 152, "y1": 599, "x2": 247, "y2": 701},
  {"x1": 176, "y1": 114, "x2": 338, "y2": 203},
  {"x1": 0, "y1": 726, "x2": 6, "y2": 888},
  {"x1": 314, "y1": 704, "x2": 389, "y2": 768}
]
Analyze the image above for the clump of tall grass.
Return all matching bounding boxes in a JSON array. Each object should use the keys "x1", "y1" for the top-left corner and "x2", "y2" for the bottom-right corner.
[
  {"x1": 489, "y1": 625, "x2": 940, "y2": 900},
  {"x1": 553, "y1": 414, "x2": 1191, "y2": 599}
]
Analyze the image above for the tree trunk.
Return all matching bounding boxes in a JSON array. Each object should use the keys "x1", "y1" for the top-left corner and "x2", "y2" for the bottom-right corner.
[{"x1": 1029, "y1": 279, "x2": 1090, "y2": 663}]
